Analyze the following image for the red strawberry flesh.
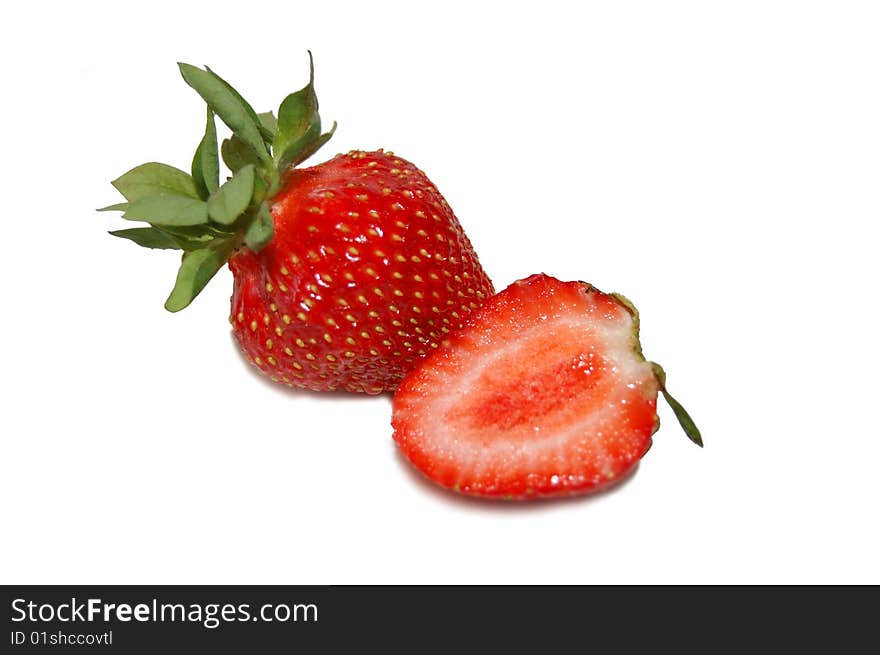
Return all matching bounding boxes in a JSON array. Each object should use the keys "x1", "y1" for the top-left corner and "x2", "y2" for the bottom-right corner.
[{"x1": 392, "y1": 274, "x2": 682, "y2": 499}]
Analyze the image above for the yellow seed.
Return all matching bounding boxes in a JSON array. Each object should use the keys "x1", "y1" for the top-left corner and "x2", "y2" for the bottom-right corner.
[
  {"x1": 374, "y1": 326, "x2": 386, "y2": 334},
  {"x1": 344, "y1": 351, "x2": 355, "y2": 358},
  {"x1": 282, "y1": 314, "x2": 292, "y2": 324},
  {"x1": 308, "y1": 207, "x2": 322, "y2": 214},
  {"x1": 323, "y1": 191, "x2": 335, "y2": 199},
  {"x1": 250, "y1": 320, "x2": 258, "y2": 332},
  {"x1": 411, "y1": 255, "x2": 421, "y2": 263},
  {"x1": 346, "y1": 337, "x2": 357, "y2": 346},
  {"x1": 265, "y1": 339, "x2": 273, "y2": 349},
  {"x1": 369, "y1": 210, "x2": 380, "y2": 219},
  {"x1": 365, "y1": 267, "x2": 378, "y2": 277},
  {"x1": 275, "y1": 326, "x2": 283, "y2": 337},
  {"x1": 392, "y1": 271, "x2": 403, "y2": 279},
  {"x1": 345, "y1": 314, "x2": 356, "y2": 323},
  {"x1": 292, "y1": 361, "x2": 303, "y2": 370},
  {"x1": 297, "y1": 311, "x2": 308, "y2": 321},
  {"x1": 392, "y1": 234, "x2": 404, "y2": 242},
  {"x1": 382, "y1": 339, "x2": 393, "y2": 347},
  {"x1": 290, "y1": 255, "x2": 301, "y2": 265},
  {"x1": 337, "y1": 223, "x2": 351, "y2": 233},
  {"x1": 254, "y1": 357, "x2": 263, "y2": 365},
  {"x1": 295, "y1": 338, "x2": 306, "y2": 348},
  {"x1": 395, "y1": 220, "x2": 407, "y2": 228},
  {"x1": 373, "y1": 288, "x2": 384, "y2": 297},
  {"x1": 414, "y1": 291, "x2": 424, "y2": 299},
  {"x1": 414, "y1": 210, "x2": 426, "y2": 218},
  {"x1": 263, "y1": 314, "x2": 270, "y2": 325},
  {"x1": 393, "y1": 289, "x2": 404, "y2": 297},
  {"x1": 360, "y1": 331, "x2": 371, "y2": 339},
  {"x1": 324, "y1": 333, "x2": 333, "y2": 343},
  {"x1": 356, "y1": 194, "x2": 368, "y2": 201},
  {"x1": 280, "y1": 266, "x2": 289, "y2": 276},
  {"x1": 416, "y1": 229, "x2": 427, "y2": 237},
  {"x1": 357, "y1": 294, "x2": 368, "y2": 304},
  {"x1": 265, "y1": 282, "x2": 274, "y2": 293},
  {"x1": 374, "y1": 249, "x2": 386, "y2": 258},
  {"x1": 382, "y1": 188, "x2": 392, "y2": 195},
  {"x1": 337, "y1": 297, "x2": 349, "y2": 307},
  {"x1": 368, "y1": 310, "x2": 380, "y2": 318},
  {"x1": 284, "y1": 347, "x2": 294, "y2": 356},
  {"x1": 305, "y1": 353, "x2": 316, "y2": 361},
  {"x1": 267, "y1": 356, "x2": 277, "y2": 366},
  {"x1": 236, "y1": 312, "x2": 244, "y2": 323}
]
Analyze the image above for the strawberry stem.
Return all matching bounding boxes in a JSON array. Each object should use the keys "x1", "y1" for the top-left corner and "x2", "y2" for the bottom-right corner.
[{"x1": 651, "y1": 363, "x2": 703, "y2": 447}]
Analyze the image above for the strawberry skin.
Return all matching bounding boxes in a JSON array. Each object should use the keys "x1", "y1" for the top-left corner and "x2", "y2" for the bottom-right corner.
[
  {"x1": 230, "y1": 149, "x2": 494, "y2": 393},
  {"x1": 392, "y1": 274, "x2": 701, "y2": 499}
]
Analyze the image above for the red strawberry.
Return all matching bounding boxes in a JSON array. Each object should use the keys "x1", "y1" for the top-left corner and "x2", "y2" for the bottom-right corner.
[
  {"x1": 229, "y1": 149, "x2": 493, "y2": 393},
  {"x1": 392, "y1": 274, "x2": 701, "y2": 499},
  {"x1": 101, "y1": 56, "x2": 493, "y2": 393}
]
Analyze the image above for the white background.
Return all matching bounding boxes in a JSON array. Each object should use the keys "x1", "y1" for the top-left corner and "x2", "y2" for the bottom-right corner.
[{"x1": 2, "y1": 1, "x2": 878, "y2": 584}]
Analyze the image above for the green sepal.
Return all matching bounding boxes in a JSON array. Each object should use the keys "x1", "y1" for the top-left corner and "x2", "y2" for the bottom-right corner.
[
  {"x1": 97, "y1": 203, "x2": 129, "y2": 212},
  {"x1": 288, "y1": 121, "x2": 336, "y2": 171},
  {"x1": 178, "y1": 63, "x2": 270, "y2": 164},
  {"x1": 243, "y1": 201, "x2": 274, "y2": 252},
  {"x1": 123, "y1": 194, "x2": 209, "y2": 227},
  {"x1": 258, "y1": 111, "x2": 277, "y2": 138},
  {"x1": 651, "y1": 363, "x2": 703, "y2": 447},
  {"x1": 109, "y1": 227, "x2": 181, "y2": 250},
  {"x1": 273, "y1": 52, "x2": 333, "y2": 172},
  {"x1": 164, "y1": 238, "x2": 237, "y2": 312},
  {"x1": 207, "y1": 164, "x2": 255, "y2": 225},
  {"x1": 192, "y1": 107, "x2": 219, "y2": 199},
  {"x1": 112, "y1": 163, "x2": 198, "y2": 201},
  {"x1": 221, "y1": 135, "x2": 261, "y2": 173}
]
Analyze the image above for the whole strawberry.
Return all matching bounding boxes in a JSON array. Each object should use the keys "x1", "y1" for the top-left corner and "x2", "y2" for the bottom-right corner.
[{"x1": 101, "y1": 56, "x2": 493, "y2": 393}]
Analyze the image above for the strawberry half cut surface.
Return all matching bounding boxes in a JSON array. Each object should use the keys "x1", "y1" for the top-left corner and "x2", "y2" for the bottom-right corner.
[{"x1": 391, "y1": 274, "x2": 701, "y2": 500}]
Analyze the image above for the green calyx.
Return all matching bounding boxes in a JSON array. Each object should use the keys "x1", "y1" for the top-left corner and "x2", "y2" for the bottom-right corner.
[
  {"x1": 99, "y1": 52, "x2": 336, "y2": 312},
  {"x1": 607, "y1": 289, "x2": 703, "y2": 447}
]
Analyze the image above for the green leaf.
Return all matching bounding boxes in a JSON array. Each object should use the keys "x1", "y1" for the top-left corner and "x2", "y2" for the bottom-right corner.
[
  {"x1": 97, "y1": 202, "x2": 129, "y2": 212},
  {"x1": 207, "y1": 164, "x2": 255, "y2": 225},
  {"x1": 178, "y1": 63, "x2": 270, "y2": 164},
  {"x1": 192, "y1": 107, "x2": 219, "y2": 199},
  {"x1": 273, "y1": 52, "x2": 324, "y2": 171},
  {"x1": 112, "y1": 163, "x2": 198, "y2": 202},
  {"x1": 243, "y1": 201, "x2": 274, "y2": 252},
  {"x1": 651, "y1": 363, "x2": 703, "y2": 447},
  {"x1": 164, "y1": 239, "x2": 237, "y2": 312},
  {"x1": 123, "y1": 194, "x2": 209, "y2": 227},
  {"x1": 287, "y1": 121, "x2": 336, "y2": 171},
  {"x1": 221, "y1": 135, "x2": 261, "y2": 173},
  {"x1": 109, "y1": 227, "x2": 181, "y2": 250},
  {"x1": 258, "y1": 111, "x2": 277, "y2": 137}
]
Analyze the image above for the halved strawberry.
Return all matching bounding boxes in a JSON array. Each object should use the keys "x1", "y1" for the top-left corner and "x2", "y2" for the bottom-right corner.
[{"x1": 391, "y1": 274, "x2": 701, "y2": 499}]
